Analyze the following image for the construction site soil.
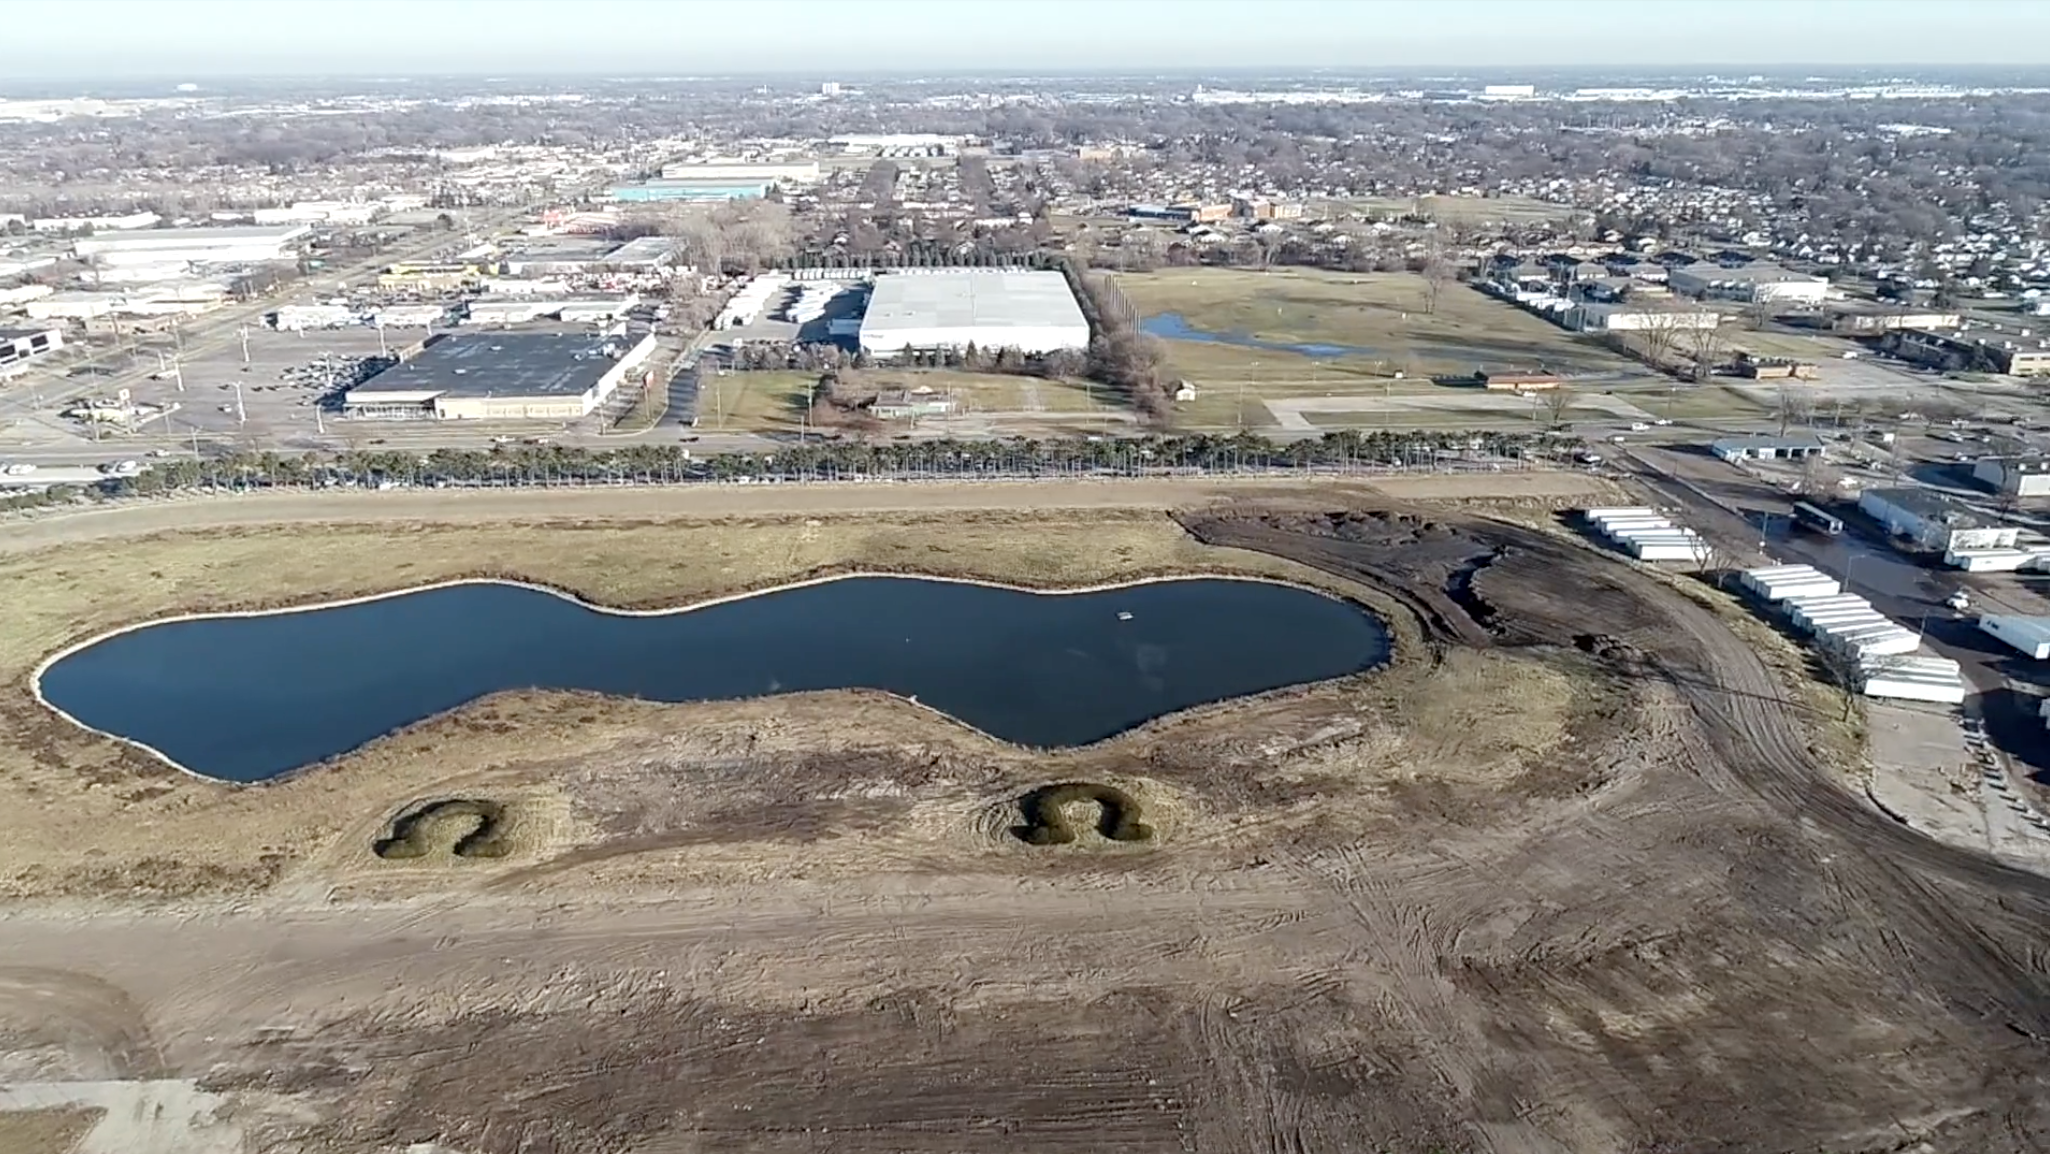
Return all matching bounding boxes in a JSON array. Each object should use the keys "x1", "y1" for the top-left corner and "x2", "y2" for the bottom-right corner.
[{"x1": 8, "y1": 487, "x2": 2050, "y2": 1153}]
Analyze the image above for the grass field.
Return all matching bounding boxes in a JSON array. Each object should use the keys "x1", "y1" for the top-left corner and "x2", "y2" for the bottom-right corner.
[
  {"x1": 695, "y1": 369, "x2": 1107, "y2": 432},
  {"x1": 1119, "y1": 269, "x2": 1640, "y2": 430},
  {"x1": 1119, "y1": 268, "x2": 1635, "y2": 381},
  {"x1": 1317, "y1": 194, "x2": 1576, "y2": 225}
]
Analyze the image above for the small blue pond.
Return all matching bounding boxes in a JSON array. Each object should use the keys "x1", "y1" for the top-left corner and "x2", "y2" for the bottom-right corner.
[{"x1": 1141, "y1": 311, "x2": 1386, "y2": 359}]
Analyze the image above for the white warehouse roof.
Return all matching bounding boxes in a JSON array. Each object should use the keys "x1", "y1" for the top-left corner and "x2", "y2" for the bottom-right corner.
[
  {"x1": 859, "y1": 270, "x2": 1089, "y2": 355},
  {"x1": 74, "y1": 224, "x2": 312, "y2": 253}
]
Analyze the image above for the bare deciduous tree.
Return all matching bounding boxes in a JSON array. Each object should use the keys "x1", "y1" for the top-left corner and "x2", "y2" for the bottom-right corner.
[
  {"x1": 1681, "y1": 322, "x2": 1728, "y2": 382},
  {"x1": 1541, "y1": 386, "x2": 1576, "y2": 425},
  {"x1": 1635, "y1": 311, "x2": 1687, "y2": 372}
]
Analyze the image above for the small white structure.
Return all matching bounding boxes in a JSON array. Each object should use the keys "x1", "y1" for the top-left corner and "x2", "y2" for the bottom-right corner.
[
  {"x1": 1860, "y1": 654, "x2": 1967, "y2": 704},
  {"x1": 1945, "y1": 547, "x2": 2036, "y2": 572},
  {"x1": 1980, "y1": 615, "x2": 2050, "y2": 660},
  {"x1": 1783, "y1": 593, "x2": 1865, "y2": 626},
  {"x1": 373, "y1": 305, "x2": 445, "y2": 328},
  {"x1": 1860, "y1": 488, "x2": 2020, "y2": 554},
  {"x1": 1821, "y1": 622, "x2": 1924, "y2": 658},
  {"x1": 1740, "y1": 564, "x2": 1842, "y2": 602},
  {"x1": 272, "y1": 304, "x2": 360, "y2": 331}
]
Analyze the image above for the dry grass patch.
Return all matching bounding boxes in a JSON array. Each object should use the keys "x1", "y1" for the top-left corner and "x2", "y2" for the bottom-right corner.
[
  {"x1": 0, "y1": 1108, "x2": 100, "y2": 1154},
  {"x1": 0, "y1": 509, "x2": 1399, "y2": 901}
]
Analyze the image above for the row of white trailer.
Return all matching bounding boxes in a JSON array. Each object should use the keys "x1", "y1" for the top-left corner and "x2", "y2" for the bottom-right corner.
[
  {"x1": 1740, "y1": 564, "x2": 1968, "y2": 704},
  {"x1": 714, "y1": 274, "x2": 792, "y2": 329},
  {"x1": 1581, "y1": 507, "x2": 1711, "y2": 562},
  {"x1": 1944, "y1": 543, "x2": 2050, "y2": 573}
]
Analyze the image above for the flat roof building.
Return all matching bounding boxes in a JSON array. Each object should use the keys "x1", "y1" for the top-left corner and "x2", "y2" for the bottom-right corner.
[
  {"x1": 659, "y1": 160, "x2": 820, "y2": 185},
  {"x1": 0, "y1": 325, "x2": 61, "y2": 378},
  {"x1": 1882, "y1": 328, "x2": 2050, "y2": 377},
  {"x1": 1972, "y1": 455, "x2": 2050, "y2": 499},
  {"x1": 1859, "y1": 486, "x2": 2020, "y2": 553},
  {"x1": 1667, "y1": 262, "x2": 1829, "y2": 305},
  {"x1": 1711, "y1": 434, "x2": 1826, "y2": 462},
  {"x1": 343, "y1": 331, "x2": 657, "y2": 421},
  {"x1": 73, "y1": 224, "x2": 311, "y2": 268},
  {"x1": 606, "y1": 181, "x2": 768, "y2": 203},
  {"x1": 857, "y1": 270, "x2": 1089, "y2": 357}
]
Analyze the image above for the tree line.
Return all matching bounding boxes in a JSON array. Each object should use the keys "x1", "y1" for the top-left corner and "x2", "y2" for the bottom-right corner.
[{"x1": 1, "y1": 430, "x2": 1558, "y2": 512}]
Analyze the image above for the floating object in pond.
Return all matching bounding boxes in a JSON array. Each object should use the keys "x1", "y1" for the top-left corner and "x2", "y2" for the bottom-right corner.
[{"x1": 1117, "y1": 611, "x2": 1134, "y2": 621}]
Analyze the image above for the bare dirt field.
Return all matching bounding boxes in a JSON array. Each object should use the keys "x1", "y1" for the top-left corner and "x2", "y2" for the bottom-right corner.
[{"x1": 8, "y1": 475, "x2": 2050, "y2": 1153}]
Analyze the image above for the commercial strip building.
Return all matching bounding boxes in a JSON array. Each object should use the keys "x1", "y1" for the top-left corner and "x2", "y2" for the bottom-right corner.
[
  {"x1": 342, "y1": 331, "x2": 657, "y2": 421},
  {"x1": 1568, "y1": 302, "x2": 1721, "y2": 333},
  {"x1": 1666, "y1": 262, "x2": 1830, "y2": 305},
  {"x1": 72, "y1": 224, "x2": 311, "y2": 268},
  {"x1": 1709, "y1": 434, "x2": 1826, "y2": 462},
  {"x1": 1880, "y1": 328, "x2": 2050, "y2": 377},
  {"x1": 658, "y1": 160, "x2": 821, "y2": 185},
  {"x1": 606, "y1": 181, "x2": 769, "y2": 203},
  {"x1": 856, "y1": 270, "x2": 1089, "y2": 357}
]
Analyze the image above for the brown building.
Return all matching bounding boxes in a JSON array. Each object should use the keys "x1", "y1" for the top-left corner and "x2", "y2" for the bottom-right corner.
[
  {"x1": 1479, "y1": 371, "x2": 1563, "y2": 391},
  {"x1": 1883, "y1": 328, "x2": 2050, "y2": 377}
]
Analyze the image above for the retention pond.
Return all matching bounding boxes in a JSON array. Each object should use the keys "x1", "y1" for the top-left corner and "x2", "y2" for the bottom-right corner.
[
  {"x1": 38, "y1": 576, "x2": 1391, "y2": 783},
  {"x1": 1141, "y1": 311, "x2": 1386, "y2": 359}
]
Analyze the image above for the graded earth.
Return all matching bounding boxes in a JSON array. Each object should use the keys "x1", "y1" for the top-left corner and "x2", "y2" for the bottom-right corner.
[{"x1": 4, "y1": 477, "x2": 2050, "y2": 1154}]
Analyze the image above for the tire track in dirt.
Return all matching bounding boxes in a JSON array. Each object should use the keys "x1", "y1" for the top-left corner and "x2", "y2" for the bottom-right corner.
[{"x1": 0, "y1": 968, "x2": 167, "y2": 1081}]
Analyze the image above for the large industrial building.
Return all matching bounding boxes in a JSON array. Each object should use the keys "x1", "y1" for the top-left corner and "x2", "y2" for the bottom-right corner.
[
  {"x1": 342, "y1": 331, "x2": 657, "y2": 421},
  {"x1": 1667, "y1": 262, "x2": 1829, "y2": 305},
  {"x1": 72, "y1": 224, "x2": 311, "y2": 268},
  {"x1": 857, "y1": 270, "x2": 1090, "y2": 357}
]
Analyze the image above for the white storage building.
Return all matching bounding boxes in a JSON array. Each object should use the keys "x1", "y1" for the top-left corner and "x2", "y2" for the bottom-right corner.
[
  {"x1": 73, "y1": 224, "x2": 312, "y2": 268},
  {"x1": 1859, "y1": 488, "x2": 2020, "y2": 554},
  {"x1": 1667, "y1": 262, "x2": 1829, "y2": 305},
  {"x1": 1739, "y1": 564, "x2": 1842, "y2": 602},
  {"x1": 1979, "y1": 615, "x2": 2050, "y2": 660},
  {"x1": 858, "y1": 270, "x2": 1090, "y2": 357},
  {"x1": 1862, "y1": 654, "x2": 1968, "y2": 705}
]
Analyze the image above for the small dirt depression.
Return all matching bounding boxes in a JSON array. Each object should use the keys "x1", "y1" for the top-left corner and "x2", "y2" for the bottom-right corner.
[
  {"x1": 372, "y1": 799, "x2": 510, "y2": 860},
  {"x1": 1010, "y1": 782, "x2": 1155, "y2": 847}
]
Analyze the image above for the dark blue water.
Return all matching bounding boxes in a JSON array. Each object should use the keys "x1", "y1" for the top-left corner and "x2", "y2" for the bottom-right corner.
[
  {"x1": 1141, "y1": 311, "x2": 1385, "y2": 359},
  {"x1": 39, "y1": 577, "x2": 1390, "y2": 783}
]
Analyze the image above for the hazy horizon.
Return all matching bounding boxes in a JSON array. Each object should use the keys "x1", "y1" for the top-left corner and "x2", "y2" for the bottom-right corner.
[{"x1": 7, "y1": 0, "x2": 2050, "y2": 82}]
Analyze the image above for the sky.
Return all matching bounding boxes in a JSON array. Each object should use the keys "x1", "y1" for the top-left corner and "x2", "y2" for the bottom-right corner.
[{"x1": 6, "y1": 0, "x2": 2050, "y2": 80}]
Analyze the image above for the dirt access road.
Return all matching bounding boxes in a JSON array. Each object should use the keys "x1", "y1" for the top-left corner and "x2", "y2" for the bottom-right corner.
[
  {"x1": 0, "y1": 470, "x2": 1615, "y2": 556},
  {"x1": 8, "y1": 486, "x2": 2050, "y2": 1152}
]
